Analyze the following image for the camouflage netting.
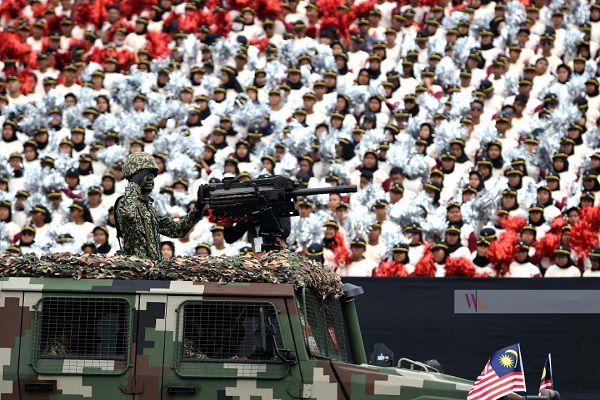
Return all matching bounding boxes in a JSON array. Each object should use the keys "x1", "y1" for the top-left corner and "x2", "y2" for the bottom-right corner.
[{"x1": 0, "y1": 250, "x2": 343, "y2": 299}]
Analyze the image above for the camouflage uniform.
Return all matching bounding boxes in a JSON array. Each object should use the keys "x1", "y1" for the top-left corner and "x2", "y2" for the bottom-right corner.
[
  {"x1": 183, "y1": 338, "x2": 207, "y2": 359},
  {"x1": 116, "y1": 153, "x2": 202, "y2": 260},
  {"x1": 44, "y1": 338, "x2": 71, "y2": 356}
]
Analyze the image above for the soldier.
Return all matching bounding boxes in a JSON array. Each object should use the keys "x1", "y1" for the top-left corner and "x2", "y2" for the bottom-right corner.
[
  {"x1": 115, "y1": 152, "x2": 204, "y2": 259},
  {"x1": 44, "y1": 328, "x2": 73, "y2": 356}
]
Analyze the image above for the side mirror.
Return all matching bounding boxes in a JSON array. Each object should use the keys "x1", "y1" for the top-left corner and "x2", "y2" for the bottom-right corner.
[
  {"x1": 259, "y1": 307, "x2": 297, "y2": 366},
  {"x1": 369, "y1": 343, "x2": 394, "y2": 367},
  {"x1": 259, "y1": 307, "x2": 274, "y2": 357}
]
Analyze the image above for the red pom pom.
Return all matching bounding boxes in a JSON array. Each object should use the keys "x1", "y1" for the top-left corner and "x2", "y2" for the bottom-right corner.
[
  {"x1": 104, "y1": 20, "x2": 133, "y2": 43},
  {"x1": 580, "y1": 205, "x2": 600, "y2": 232},
  {"x1": 211, "y1": 8, "x2": 232, "y2": 37},
  {"x1": 119, "y1": 0, "x2": 156, "y2": 19},
  {"x1": 351, "y1": 0, "x2": 378, "y2": 20},
  {"x1": 375, "y1": 261, "x2": 408, "y2": 277},
  {"x1": 0, "y1": 0, "x2": 26, "y2": 21},
  {"x1": 533, "y1": 216, "x2": 567, "y2": 261},
  {"x1": 412, "y1": 243, "x2": 436, "y2": 276},
  {"x1": 248, "y1": 38, "x2": 272, "y2": 53},
  {"x1": 0, "y1": 31, "x2": 31, "y2": 65},
  {"x1": 18, "y1": 70, "x2": 35, "y2": 95},
  {"x1": 145, "y1": 31, "x2": 172, "y2": 58},
  {"x1": 502, "y1": 215, "x2": 527, "y2": 234},
  {"x1": 445, "y1": 257, "x2": 477, "y2": 277},
  {"x1": 570, "y1": 220, "x2": 598, "y2": 258},
  {"x1": 73, "y1": 0, "x2": 109, "y2": 30},
  {"x1": 488, "y1": 230, "x2": 519, "y2": 277},
  {"x1": 326, "y1": 231, "x2": 352, "y2": 267}
]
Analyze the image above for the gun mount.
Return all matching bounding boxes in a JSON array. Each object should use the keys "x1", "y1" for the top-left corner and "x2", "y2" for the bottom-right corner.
[{"x1": 198, "y1": 175, "x2": 357, "y2": 251}]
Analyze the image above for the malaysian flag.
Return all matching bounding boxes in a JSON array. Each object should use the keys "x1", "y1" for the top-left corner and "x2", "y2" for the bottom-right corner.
[
  {"x1": 538, "y1": 354, "x2": 553, "y2": 395},
  {"x1": 468, "y1": 344, "x2": 526, "y2": 400}
]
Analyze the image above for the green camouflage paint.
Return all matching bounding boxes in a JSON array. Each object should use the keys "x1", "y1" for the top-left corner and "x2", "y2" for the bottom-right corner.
[{"x1": 0, "y1": 252, "x2": 472, "y2": 400}]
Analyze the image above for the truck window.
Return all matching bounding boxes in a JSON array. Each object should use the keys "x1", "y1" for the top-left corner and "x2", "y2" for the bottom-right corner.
[
  {"x1": 174, "y1": 300, "x2": 290, "y2": 379},
  {"x1": 178, "y1": 301, "x2": 283, "y2": 362},
  {"x1": 298, "y1": 289, "x2": 348, "y2": 362},
  {"x1": 33, "y1": 297, "x2": 131, "y2": 375}
]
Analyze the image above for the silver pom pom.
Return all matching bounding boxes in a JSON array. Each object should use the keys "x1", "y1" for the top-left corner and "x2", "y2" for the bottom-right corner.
[
  {"x1": 328, "y1": 161, "x2": 351, "y2": 184},
  {"x1": 0, "y1": 222, "x2": 10, "y2": 242},
  {"x1": 505, "y1": 1, "x2": 527, "y2": 28},
  {"x1": 428, "y1": 37, "x2": 447, "y2": 57},
  {"x1": 432, "y1": 119, "x2": 467, "y2": 157},
  {"x1": 381, "y1": 224, "x2": 410, "y2": 259},
  {"x1": 212, "y1": 38, "x2": 240, "y2": 65},
  {"x1": 264, "y1": 59, "x2": 286, "y2": 90},
  {"x1": 451, "y1": 37, "x2": 477, "y2": 67},
  {"x1": 387, "y1": 135, "x2": 429, "y2": 180},
  {"x1": 586, "y1": 128, "x2": 600, "y2": 150},
  {"x1": 356, "y1": 129, "x2": 386, "y2": 161},
  {"x1": 209, "y1": 98, "x2": 235, "y2": 118},
  {"x1": 311, "y1": 44, "x2": 338, "y2": 75},
  {"x1": 167, "y1": 153, "x2": 196, "y2": 183},
  {"x1": 405, "y1": 116, "x2": 423, "y2": 139},
  {"x1": 18, "y1": 109, "x2": 47, "y2": 137},
  {"x1": 284, "y1": 123, "x2": 314, "y2": 158},
  {"x1": 442, "y1": 11, "x2": 469, "y2": 31},
  {"x1": 232, "y1": 100, "x2": 269, "y2": 129},
  {"x1": 567, "y1": 75, "x2": 587, "y2": 98},
  {"x1": 289, "y1": 213, "x2": 326, "y2": 248},
  {"x1": 417, "y1": 93, "x2": 443, "y2": 117},
  {"x1": 78, "y1": 86, "x2": 98, "y2": 109},
  {"x1": 504, "y1": 74, "x2": 520, "y2": 97},
  {"x1": 353, "y1": 184, "x2": 386, "y2": 210},
  {"x1": 179, "y1": 35, "x2": 200, "y2": 65},
  {"x1": 80, "y1": 62, "x2": 104, "y2": 83},
  {"x1": 477, "y1": 126, "x2": 500, "y2": 151},
  {"x1": 564, "y1": 30, "x2": 585, "y2": 59},
  {"x1": 165, "y1": 69, "x2": 192, "y2": 97},
  {"x1": 571, "y1": 0, "x2": 591, "y2": 26},
  {"x1": 506, "y1": 145, "x2": 529, "y2": 164},
  {"x1": 470, "y1": 14, "x2": 493, "y2": 37},
  {"x1": 154, "y1": 100, "x2": 188, "y2": 125},
  {"x1": 435, "y1": 57, "x2": 459, "y2": 88},
  {"x1": 97, "y1": 145, "x2": 128, "y2": 168},
  {"x1": 92, "y1": 113, "x2": 121, "y2": 141},
  {"x1": 116, "y1": 110, "x2": 157, "y2": 142},
  {"x1": 344, "y1": 205, "x2": 375, "y2": 241},
  {"x1": 200, "y1": 74, "x2": 221, "y2": 94},
  {"x1": 35, "y1": 89, "x2": 65, "y2": 115}
]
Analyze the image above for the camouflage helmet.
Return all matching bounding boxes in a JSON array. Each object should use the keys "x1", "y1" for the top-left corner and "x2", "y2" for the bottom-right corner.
[{"x1": 122, "y1": 152, "x2": 159, "y2": 178}]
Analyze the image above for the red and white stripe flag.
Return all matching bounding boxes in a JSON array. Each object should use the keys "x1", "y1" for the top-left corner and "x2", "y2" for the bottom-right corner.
[{"x1": 468, "y1": 344, "x2": 526, "y2": 400}]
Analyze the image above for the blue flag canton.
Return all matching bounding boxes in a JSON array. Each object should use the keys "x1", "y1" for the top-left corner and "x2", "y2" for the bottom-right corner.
[
  {"x1": 541, "y1": 357, "x2": 552, "y2": 381},
  {"x1": 490, "y1": 344, "x2": 522, "y2": 377}
]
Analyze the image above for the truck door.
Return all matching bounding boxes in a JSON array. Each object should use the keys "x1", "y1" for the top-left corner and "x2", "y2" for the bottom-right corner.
[
  {"x1": 17, "y1": 290, "x2": 137, "y2": 400},
  {"x1": 161, "y1": 294, "x2": 304, "y2": 400}
]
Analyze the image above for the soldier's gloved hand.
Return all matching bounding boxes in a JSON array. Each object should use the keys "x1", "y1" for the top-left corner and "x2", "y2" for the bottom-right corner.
[{"x1": 132, "y1": 169, "x2": 151, "y2": 187}]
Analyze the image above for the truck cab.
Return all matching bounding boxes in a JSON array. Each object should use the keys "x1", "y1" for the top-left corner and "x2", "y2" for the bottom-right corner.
[{"x1": 0, "y1": 275, "x2": 472, "y2": 400}]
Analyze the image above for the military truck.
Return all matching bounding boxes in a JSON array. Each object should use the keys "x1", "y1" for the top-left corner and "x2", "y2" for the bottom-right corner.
[{"x1": 0, "y1": 250, "x2": 481, "y2": 400}]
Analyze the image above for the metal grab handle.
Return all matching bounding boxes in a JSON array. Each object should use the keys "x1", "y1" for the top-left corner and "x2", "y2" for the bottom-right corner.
[
  {"x1": 25, "y1": 382, "x2": 53, "y2": 391},
  {"x1": 167, "y1": 386, "x2": 196, "y2": 394},
  {"x1": 397, "y1": 357, "x2": 440, "y2": 373}
]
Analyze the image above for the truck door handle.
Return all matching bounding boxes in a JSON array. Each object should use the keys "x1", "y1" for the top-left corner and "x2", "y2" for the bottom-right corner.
[
  {"x1": 25, "y1": 382, "x2": 53, "y2": 391},
  {"x1": 167, "y1": 386, "x2": 196, "y2": 394}
]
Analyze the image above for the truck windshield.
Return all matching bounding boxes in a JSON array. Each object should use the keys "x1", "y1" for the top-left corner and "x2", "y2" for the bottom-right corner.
[{"x1": 298, "y1": 289, "x2": 348, "y2": 362}]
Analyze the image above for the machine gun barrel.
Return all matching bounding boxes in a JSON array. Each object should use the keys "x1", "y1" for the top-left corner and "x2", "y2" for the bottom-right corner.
[{"x1": 289, "y1": 185, "x2": 357, "y2": 198}]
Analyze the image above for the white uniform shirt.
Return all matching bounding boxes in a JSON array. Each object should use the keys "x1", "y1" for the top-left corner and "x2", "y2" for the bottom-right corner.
[
  {"x1": 544, "y1": 264, "x2": 581, "y2": 277},
  {"x1": 507, "y1": 261, "x2": 541, "y2": 277},
  {"x1": 338, "y1": 257, "x2": 377, "y2": 277}
]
